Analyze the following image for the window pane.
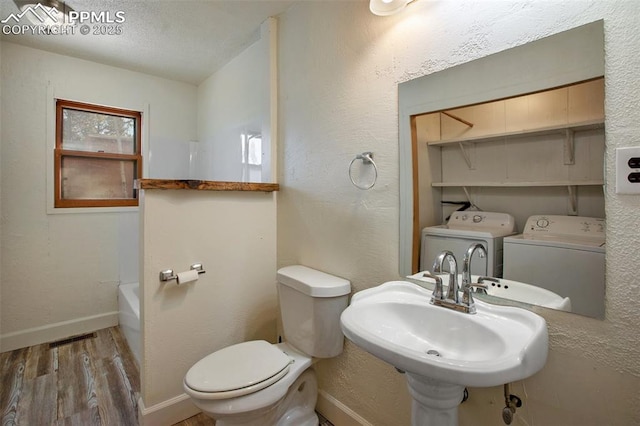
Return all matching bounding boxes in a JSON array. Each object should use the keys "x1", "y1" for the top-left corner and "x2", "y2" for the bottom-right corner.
[
  {"x1": 241, "y1": 133, "x2": 262, "y2": 165},
  {"x1": 248, "y1": 136, "x2": 262, "y2": 165},
  {"x1": 62, "y1": 108, "x2": 136, "y2": 154},
  {"x1": 61, "y1": 156, "x2": 136, "y2": 200}
]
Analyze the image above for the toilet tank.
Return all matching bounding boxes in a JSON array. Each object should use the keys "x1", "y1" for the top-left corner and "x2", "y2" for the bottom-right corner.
[{"x1": 277, "y1": 265, "x2": 351, "y2": 358}]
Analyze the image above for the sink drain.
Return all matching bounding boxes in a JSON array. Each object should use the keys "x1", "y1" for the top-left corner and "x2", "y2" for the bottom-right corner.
[{"x1": 426, "y1": 349, "x2": 441, "y2": 357}]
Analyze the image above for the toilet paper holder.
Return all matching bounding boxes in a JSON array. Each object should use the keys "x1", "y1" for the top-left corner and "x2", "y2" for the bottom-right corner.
[{"x1": 159, "y1": 263, "x2": 206, "y2": 282}]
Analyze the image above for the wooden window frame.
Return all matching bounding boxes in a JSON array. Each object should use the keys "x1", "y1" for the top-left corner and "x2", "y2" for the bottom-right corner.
[{"x1": 54, "y1": 99, "x2": 142, "y2": 208}]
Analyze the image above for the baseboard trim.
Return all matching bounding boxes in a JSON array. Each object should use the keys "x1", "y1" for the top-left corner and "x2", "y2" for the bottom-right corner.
[
  {"x1": 138, "y1": 393, "x2": 200, "y2": 426},
  {"x1": 0, "y1": 312, "x2": 119, "y2": 352},
  {"x1": 317, "y1": 389, "x2": 373, "y2": 426}
]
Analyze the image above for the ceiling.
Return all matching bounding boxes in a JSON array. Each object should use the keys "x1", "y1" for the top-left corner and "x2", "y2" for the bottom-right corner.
[{"x1": 0, "y1": 0, "x2": 296, "y2": 85}]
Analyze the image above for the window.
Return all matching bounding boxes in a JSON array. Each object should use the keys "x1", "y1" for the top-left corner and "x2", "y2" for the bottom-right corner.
[
  {"x1": 55, "y1": 99, "x2": 142, "y2": 208},
  {"x1": 241, "y1": 133, "x2": 262, "y2": 182}
]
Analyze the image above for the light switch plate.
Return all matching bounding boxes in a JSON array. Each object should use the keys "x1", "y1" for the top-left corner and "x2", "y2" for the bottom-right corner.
[{"x1": 616, "y1": 147, "x2": 640, "y2": 194}]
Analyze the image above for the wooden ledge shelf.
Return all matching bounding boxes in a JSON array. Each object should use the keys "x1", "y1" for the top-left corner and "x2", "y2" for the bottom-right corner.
[{"x1": 136, "y1": 179, "x2": 279, "y2": 192}]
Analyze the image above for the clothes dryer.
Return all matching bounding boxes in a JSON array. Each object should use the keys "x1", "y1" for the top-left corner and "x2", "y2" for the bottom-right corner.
[
  {"x1": 503, "y1": 215, "x2": 605, "y2": 318},
  {"x1": 420, "y1": 211, "x2": 517, "y2": 277}
]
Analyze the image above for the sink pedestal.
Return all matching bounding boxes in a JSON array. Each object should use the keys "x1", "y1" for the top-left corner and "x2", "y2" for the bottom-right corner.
[{"x1": 406, "y1": 373, "x2": 465, "y2": 426}]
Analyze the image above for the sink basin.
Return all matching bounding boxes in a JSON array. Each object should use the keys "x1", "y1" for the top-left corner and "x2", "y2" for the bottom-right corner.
[
  {"x1": 340, "y1": 280, "x2": 548, "y2": 388},
  {"x1": 408, "y1": 272, "x2": 572, "y2": 311}
]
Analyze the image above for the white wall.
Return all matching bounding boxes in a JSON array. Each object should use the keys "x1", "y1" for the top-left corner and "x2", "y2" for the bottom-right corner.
[
  {"x1": 0, "y1": 42, "x2": 197, "y2": 351},
  {"x1": 278, "y1": 1, "x2": 640, "y2": 425},
  {"x1": 139, "y1": 189, "x2": 277, "y2": 416},
  {"x1": 197, "y1": 20, "x2": 275, "y2": 183}
]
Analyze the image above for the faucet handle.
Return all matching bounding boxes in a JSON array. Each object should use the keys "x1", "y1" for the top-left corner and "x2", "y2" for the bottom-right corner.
[
  {"x1": 468, "y1": 282, "x2": 489, "y2": 294},
  {"x1": 462, "y1": 277, "x2": 494, "y2": 310},
  {"x1": 477, "y1": 276, "x2": 500, "y2": 294},
  {"x1": 421, "y1": 272, "x2": 444, "y2": 302},
  {"x1": 470, "y1": 276, "x2": 499, "y2": 296}
]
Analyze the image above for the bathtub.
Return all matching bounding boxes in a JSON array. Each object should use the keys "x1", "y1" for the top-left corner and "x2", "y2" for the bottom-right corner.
[{"x1": 118, "y1": 282, "x2": 141, "y2": 366}]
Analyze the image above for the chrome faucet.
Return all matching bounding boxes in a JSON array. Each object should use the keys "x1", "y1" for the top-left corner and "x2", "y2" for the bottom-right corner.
[
  {"x1": 462, "y1": 243, "x2": 487, "y2": 289},
  {"x1": 461, "y1": 243, "x2": 488, "y2": 313},
  {"x1": 432, "y1": 250, "x2": 459, "y2": 304},
  {"x1": 427, "y1": 246, "x2": 489, "y2": 314}
]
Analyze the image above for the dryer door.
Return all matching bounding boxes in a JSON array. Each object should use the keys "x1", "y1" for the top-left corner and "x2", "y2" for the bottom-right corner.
[{"x1": 420, "y1": 235, "x2": 492, "y2": 276}]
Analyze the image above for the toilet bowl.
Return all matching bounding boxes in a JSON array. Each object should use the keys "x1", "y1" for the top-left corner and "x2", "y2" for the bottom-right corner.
[
  {"x1": 184, "y1": 341, "x2": 317, "y2": 426},
  {"x1": 183, "y1": 265, "x2": 351, "y2": 426}
]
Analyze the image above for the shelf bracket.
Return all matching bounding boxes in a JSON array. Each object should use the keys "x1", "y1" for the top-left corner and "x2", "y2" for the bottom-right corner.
[
  {"x1": 457, "y1": 142, "x2": 474, "y2": 169},
  {"x1": 567, "y1": 185, "x2": 578, "y2": 215},
  {"x1": 441, "y1": 111, "x2": 474, "y2": 128},
  {"x1": 462, "y1": 186, "x2": 479, "y2": 210},
  {"x1": 564, "y1": 128, "x2": 575, "y2": 165}
]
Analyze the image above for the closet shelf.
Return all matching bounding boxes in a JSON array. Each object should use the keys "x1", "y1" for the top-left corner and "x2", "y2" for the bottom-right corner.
[
  {"x1": 431, "y1": 180, "x2": 604, "y2": 188},
  {"x1": 427, "y1": 119, "x2": 604, "y2": 147}
]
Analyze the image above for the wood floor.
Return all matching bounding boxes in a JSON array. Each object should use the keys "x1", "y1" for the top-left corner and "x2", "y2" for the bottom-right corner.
[
  {"x1": 0, "y1": 327, "x2": 139, "y2": 425},
  {"x1": 1, "y1": 327, "x2": 334, "y2": 426}
]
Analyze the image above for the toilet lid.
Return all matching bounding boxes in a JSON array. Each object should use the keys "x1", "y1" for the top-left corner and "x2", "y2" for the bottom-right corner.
[{"x1": 185, "y1": 340, "x2": 292, "y2": 394}]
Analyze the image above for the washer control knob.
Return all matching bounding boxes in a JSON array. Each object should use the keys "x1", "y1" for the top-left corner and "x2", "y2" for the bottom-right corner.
[
  {"x1": 461, "y1": 214, "x2": 468, "y2": 221},
  {"x1": 536, "y1": 218, "x2": 550, "y2": 228},
  {"x1": 473, "y1": 214, "x2": 483, "y2": 223}
]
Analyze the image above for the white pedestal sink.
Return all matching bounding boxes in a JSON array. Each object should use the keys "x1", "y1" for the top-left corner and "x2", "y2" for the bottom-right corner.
[{"x1": 340, "y1": 281, "x2": 548, "y2": 426}]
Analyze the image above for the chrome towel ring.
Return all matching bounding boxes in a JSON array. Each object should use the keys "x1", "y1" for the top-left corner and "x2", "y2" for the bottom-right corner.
[{"x1": 349, "y1": 152, "x2": 378, "y2": 190}]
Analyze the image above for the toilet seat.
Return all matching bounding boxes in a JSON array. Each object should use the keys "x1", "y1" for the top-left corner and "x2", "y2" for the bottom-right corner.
[{"x1": 184, "y1": 340, "x2": 292, "y2": 399}]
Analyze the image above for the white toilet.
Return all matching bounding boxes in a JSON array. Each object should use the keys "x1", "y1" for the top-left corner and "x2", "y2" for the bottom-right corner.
[{"x1": 183, "y1": 265, "x2": 351, "y2": 426}]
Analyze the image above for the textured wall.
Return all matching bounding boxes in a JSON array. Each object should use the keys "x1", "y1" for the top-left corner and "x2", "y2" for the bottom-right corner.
[{"x1": 277, "y1": 1, "x2": 640, "y2": 425}]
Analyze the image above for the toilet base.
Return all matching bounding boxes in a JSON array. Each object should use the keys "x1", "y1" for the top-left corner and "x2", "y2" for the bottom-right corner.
[{"x1": 210, "y1": 368, "x2": 319, "y2": 426}]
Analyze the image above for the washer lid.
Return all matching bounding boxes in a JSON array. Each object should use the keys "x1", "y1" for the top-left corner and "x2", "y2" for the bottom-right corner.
[
  {"x1": 184, "y1": 340, "x2": 292, "y2": 393},
  {"x1": 422, "y1": 225, "x2": 514, "y2": 239}
]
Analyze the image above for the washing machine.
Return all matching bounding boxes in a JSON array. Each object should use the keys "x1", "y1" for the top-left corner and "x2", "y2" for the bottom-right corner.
[
  {"x1": 420, "y1": 211, "x2": 517, "y2": 277},
  {"x1": 503, "y1": 215, "x2": 605, "y2": 318}
]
